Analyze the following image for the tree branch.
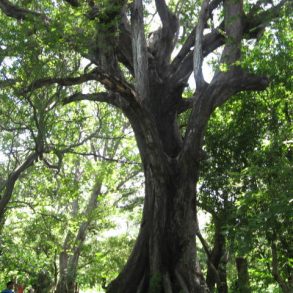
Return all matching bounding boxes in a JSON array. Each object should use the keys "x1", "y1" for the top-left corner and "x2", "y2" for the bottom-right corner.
[
  {"x1": 0, "y1": 151, "x2": 38, "y2": 220},
  {"x1": 5, "y1": 67, "x2": 138, "y2": 102},
  {"x1": 18, "y1": 69, "x2": 103, "y2": 94},
  {"x1": 150, "y1": 0, "x2": 179, "y2": 67},
  {"x1": 171, "y1": 0, "x2": 223, "y2": 72},
  {"x1": 63, "y1": 92, "x2": 125, "y2": 108},
  {"x1": 210, "y1": 70, "x2": 269, "y2": 110},
  {"x1": 155, "y1": 0, "x2": 174, "y2": 28},
  {"x1": 131, "y1": 0, "x2": 149, "y2": 101},
  {"x1": 0, "y1": 0, "x2": 45, "y2": 20},
  {"x1": 117, "y1": 12, "x2": 134, "y2": 74},
  {"x1": 170, "y1": 0, "x2": 289, "y2": 86},
  {"x1": 194, "y1": 0, "x2": 210, "y2": 90},
  {"x1": 170, "y1": 25, "x2": 225, "y2": 85}
]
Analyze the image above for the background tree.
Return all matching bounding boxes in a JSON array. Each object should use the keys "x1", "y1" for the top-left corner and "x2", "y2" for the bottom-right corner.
[
  {"x1": 198, "y1": 16, "x2": 292, "y2": 292},
  {"x1": 0, "y1": 102, "x2": 141, "y2": 292}
]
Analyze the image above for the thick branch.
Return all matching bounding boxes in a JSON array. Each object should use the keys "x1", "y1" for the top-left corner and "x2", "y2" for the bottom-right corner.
[
  {"x1": 117, "y1": 12, "x2": 134, "y2": 74},
  {"x1": 246, "y1": 0, "x2": 289, "y2": 30},
  {"x1": 211, "y1": 71, "x2": 269, "y2": 109},
  {"x1": 131, "y1": 0, "x2": 149, "y2": 101},
  {"x1": 155, "y1": 0, "x2": 173, "y2": 28},
  {"x1": 220, "y1": 0, "x2": 244, "y2": 66},
  {"x1": 170, "y1": 0, "x2": 289, "y2": 86},
  {"x1": 170, "y1": 25, "x2": 225, "y2": 85},
  {"x1": 17, "y1": 69, "x2": 96, "y2": 92},
  {"x1": 171, "y1": 0, "x2": 223, "y2": 72},
  {"x1": 63, "y1": 92, "x2": 125, "y2": 108},
  {"x1": 0, "y1": 151, "x2": 38, "y2": 220},
  {"x1": 0, "y1": 0, "x2": 44, "y2": 20},
  {"x1": 194, "y1": 0, "x2": 210, "y2": 90},
  {"x1": 150, "y1": 0, "x2": 179, "y2": 67},
  {"x1": 179, "y1": 70, "x2": 268, "y2": 163},
  {"x1": 8, "y1": 68, "x2": 138, "y2": 102}
]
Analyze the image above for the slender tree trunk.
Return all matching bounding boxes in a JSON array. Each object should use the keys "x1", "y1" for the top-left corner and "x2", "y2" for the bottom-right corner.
[
  {"x1": 55, "y1": 180, "x2": 102, "y2": 293},
  {"x1": 271, "y1": 241, "x2": 292, "y2": 293},
  {"x1": 236, "y1": 257, "x2": 251, "y2": 293},
  {"x1": 55, "y1": 233, "x2": 71, "y2": 293},
  {"x1": 206, "y1": 218, "x2": 228, "y2": 293}
]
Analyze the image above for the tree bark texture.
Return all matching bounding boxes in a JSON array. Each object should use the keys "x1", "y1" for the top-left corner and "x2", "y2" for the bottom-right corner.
[{"x1": 107, "y1": 156, "x2": 208, "y2": 292}]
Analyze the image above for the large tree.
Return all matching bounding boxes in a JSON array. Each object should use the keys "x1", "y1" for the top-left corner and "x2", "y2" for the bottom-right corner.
[{"x1": 0, "y1": 0, "x2": 291, "y2": 291}]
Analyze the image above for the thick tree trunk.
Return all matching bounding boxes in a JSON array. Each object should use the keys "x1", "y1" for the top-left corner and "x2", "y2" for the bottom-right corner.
[{"x1": 107, "y1": 159, "x2": 208, "y2": 293}]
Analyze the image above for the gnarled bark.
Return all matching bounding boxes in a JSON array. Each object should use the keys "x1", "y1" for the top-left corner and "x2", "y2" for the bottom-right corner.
[{"x1": 108, "y1": 160, "x2": 208, "y2": 293}]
